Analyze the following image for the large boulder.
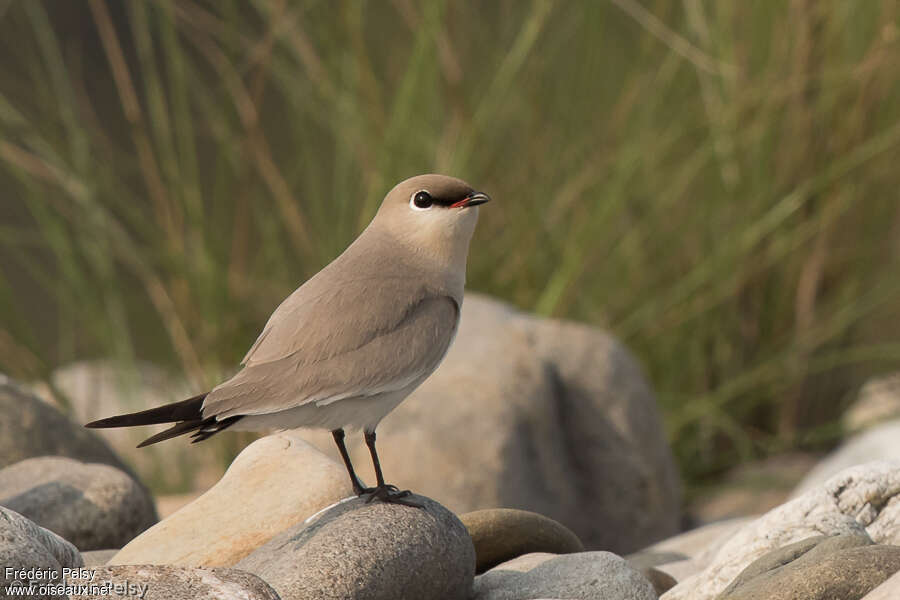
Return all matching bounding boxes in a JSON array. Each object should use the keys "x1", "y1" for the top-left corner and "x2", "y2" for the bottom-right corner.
[
  {"x1": 304, "y1": 293, "x2": 680, "y2": 552},
  {"x1": 65, "y1": 565, "x2": 279, "y2": 600},
  {"x1": 472, "y1": 551, "x2": 657, "y2": 600},
  {"x1": 0, "y1": 375, "x2": 130, "y2": 474},
  {"x1": 110, "y1": 430, "x2": 352, "y2": 567},
  {"x1": 0, "y1": 456, "x2": 157, "y2": 550},
  {"x1": 0, "y1": 506, "x2": 83, "y2": 593},
  {"x1": 662, "y1": 460, "x2": 900, "y2": 600},
  {"x1": 237, "y1": 494, "x2": 475, "y2": 600}
]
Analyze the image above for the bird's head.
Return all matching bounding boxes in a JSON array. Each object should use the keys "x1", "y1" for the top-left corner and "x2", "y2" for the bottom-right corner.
[{"x1": 373, "y1": 174, "x2": 489, "y2": 266}]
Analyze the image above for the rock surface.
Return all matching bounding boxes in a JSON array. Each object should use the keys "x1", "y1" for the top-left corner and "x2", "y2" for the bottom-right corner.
[
  {"x1": 460, "y1": 508, "x2": 584, "y2": 573},
  {"x1": 0, "y1": 456, "x2": 157, "y2": 550},
  {"x1": 65, "y1": 565, "x2": 279, "y2": 600},
  {"x1": 0, "y1": 376, "x2": 130, "y2": 473},
  {"x1": 237, "y1": 494, "x2": 474, "y2": 600},
  {"x1": 0, "y1": 506, "x2": 83, "y2": 592},
  {"x1": 81, "y1": 549, "x2": 117, "y2": 567},
  {"x1": 644, "y1": 517, "x2": 753, "y2": 583},
  {"x1": 472, "y1": 551, "x2": 657, "y2": 600},
  {"x1": 304, "y1": 294, "x2": 680, "y2": 552},
  {"x1": 718, "y1": 534, "x2": 900, "y2": 600},
  {"x1": 110, "y1": 430, "x2": 352, "y2": 566},
  {"x1": 793, "y1": 420, "x2": 900, "y2": 495},
  {"x1": 662, "y1": 460, "x2": 900, "y2": 600}
]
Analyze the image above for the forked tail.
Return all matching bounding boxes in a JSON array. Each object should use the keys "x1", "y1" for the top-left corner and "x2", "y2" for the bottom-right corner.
[{"x1": 85, "y1": 393, "x2": 242, "y2": 447}]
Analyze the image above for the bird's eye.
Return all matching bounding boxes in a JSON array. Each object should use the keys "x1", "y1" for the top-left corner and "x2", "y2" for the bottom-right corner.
[{"x1": 410, "y1": 190, "x2": 433, "y2": 211}]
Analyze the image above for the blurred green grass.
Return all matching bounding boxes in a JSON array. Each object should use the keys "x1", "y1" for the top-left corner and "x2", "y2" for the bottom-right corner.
[{"x1": 1, "y1": 0, "x2": 899, "y2": 493}]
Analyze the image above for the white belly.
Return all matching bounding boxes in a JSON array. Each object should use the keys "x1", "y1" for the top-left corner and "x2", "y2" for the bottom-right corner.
[{"x1": 230, "y1": 387, "x2": 413, "y2": 433}]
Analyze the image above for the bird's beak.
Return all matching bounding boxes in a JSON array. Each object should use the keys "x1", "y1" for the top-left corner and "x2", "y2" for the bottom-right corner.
[{"x1": 450, "y1": 191, "x2": 490, "y2": 209}]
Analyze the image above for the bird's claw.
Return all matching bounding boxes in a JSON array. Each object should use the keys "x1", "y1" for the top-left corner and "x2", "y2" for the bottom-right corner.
[{"x1": 359, "y1": 484, "x2": 422, "y2": 507}]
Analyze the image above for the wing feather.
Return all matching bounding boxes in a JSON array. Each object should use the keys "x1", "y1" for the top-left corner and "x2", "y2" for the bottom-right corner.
[{"x1": 203, "y1": 293, "x2": 459, "y2": 419}]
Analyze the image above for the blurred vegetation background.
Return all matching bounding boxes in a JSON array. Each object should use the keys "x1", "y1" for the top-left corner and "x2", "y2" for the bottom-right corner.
[{"x1": 1, "y1": 0, "x2": 899, "y2": 498}]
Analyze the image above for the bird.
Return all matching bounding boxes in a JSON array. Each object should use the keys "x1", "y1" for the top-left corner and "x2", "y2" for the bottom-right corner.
[{"x1": 86, "y1": 174, "x2": 489, "y2": 506}]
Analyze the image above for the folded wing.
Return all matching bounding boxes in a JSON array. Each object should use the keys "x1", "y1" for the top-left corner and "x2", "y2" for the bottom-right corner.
[{"x1": 203, "y1": 278, "x2": 459, "y2": 419}]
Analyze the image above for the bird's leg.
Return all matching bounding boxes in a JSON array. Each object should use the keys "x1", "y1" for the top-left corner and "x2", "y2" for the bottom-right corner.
[
  {"x1": 362, "y1": 429, "x2": 422, "y2": 507},
  {"x1": 331, "y1": 428, "x2": 369, "y2": 496}
]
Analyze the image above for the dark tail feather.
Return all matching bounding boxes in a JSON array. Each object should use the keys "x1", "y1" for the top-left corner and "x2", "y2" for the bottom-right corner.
[
  {"x1": 136, "y1": 415, "x2": 243, "y2": 448},
  {"x1": 85, "y1": 393, "x2": 207, "y2": 428},
  {"x1": 136, "y1": 419, "x2": 207, "y2": 447},
  {"x1": 85, "y1": 393, "x2": 244, "y2": 447}
]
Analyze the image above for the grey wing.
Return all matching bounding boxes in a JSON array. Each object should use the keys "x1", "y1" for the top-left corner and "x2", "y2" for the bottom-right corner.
[
  {"x1": 240, "y1": 270, "x2": 426, "y2": 368},
  {"x1": 203, "y1": 295, "x2": 459, "y2": 419}
]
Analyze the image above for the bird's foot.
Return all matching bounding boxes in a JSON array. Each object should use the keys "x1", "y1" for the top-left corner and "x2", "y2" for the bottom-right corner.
[{"x1": 358, "y1": 484, "x2": 422, "y2": 507}]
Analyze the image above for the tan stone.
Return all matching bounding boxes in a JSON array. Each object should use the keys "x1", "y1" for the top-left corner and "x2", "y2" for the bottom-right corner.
[
  {"x1": 461, "y1": 508, "x2": 583, "y2": 574},
  {"x1": 109, "y1": 430, "x2": 352, "y2": 567}
]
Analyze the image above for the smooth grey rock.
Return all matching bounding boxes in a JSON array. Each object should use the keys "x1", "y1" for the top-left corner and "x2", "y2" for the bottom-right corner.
[
  {"x1": 65, "y1": 565, "x2": 279, "y2": 600},
  {"x1": 110, "y1": 431, "x2": 351, "y2": 567},
  {"x1": 237, "y1": 494, "x2": 474, "y2": 600},
  {"x1": 460, "y1": 508, "x2": 584, "y2": 573},
  {"x1": 303, "y1": 294, "x2": 680, "y2": 552},
  {"x1": 0, "y1": 456, "x2": 157, "y2": 550},
  {"x1": 718, "y1": 535, "x2": 900, "y2": 600},
  {"x1": 490, "y1": 552, "x2": 558, "y2": 572},
  {"x1": 81, "y1": 549, "x2": 117, "y2": 567},
  {"x1": 473, "y1": 551, "x2": 657, "y2": 600},
  {"x1": 0, "y1": 506, "x2": 83, "y2": 594},
  {"x1": 0, "y1": 376, "x2": 130, "y2": 473},
  {"x1": 663, "y1": 460, "x2": 900, "y2": 600},
  {"x1": 494, "y1": 550, "x2": 679, "y2": 596}
]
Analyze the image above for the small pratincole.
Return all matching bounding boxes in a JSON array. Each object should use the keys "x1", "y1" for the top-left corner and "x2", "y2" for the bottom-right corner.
[{"x1": 87, "y1": 174, "x2": 489, "y2": 506}]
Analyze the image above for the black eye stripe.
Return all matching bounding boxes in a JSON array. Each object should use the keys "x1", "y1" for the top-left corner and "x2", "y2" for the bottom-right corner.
[{"x1": 412, "y1": 189, "x2": 474, "y2": 208}]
